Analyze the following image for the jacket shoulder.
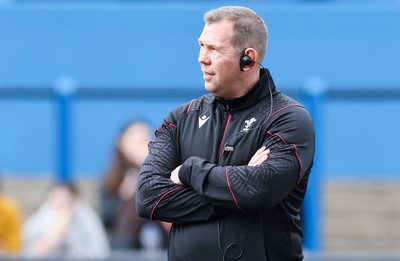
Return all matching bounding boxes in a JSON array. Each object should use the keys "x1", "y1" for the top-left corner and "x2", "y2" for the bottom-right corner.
[
  {"x1": 165, "y1": 94, "x2": 214, "y2": 124},
  {"x1": 186, "y1": 94, "x2": 214, "y2": 112},
  {"x1": 268, "y1": 92, "x2": 309, "y2": 117}
]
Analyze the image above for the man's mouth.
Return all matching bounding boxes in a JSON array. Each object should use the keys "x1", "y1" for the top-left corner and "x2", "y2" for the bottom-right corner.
[{"x1": 203, "y1": 71, "x2": 214, "y2": 80}]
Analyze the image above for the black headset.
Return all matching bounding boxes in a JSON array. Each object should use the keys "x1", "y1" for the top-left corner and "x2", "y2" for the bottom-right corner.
[{"x1": 239, "y1": 49, "x2": 254, "y2": 71}]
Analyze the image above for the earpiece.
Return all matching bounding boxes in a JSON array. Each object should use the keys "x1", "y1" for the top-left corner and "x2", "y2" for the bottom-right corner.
[{"x1": 240, "y1": 50, "x2": 253, "y2": 71}]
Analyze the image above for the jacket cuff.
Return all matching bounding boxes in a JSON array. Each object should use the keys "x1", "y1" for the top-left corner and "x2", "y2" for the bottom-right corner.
[
  {"x1": 178, "y1": 156, "x2": 215, "y2": 192},
  {"x1": 178, "y1": 158, "x2": 193, "y2": 186}
]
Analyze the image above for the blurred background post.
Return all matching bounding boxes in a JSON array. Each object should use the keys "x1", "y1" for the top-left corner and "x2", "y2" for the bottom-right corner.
[{"x1": 53, "y1": 77, "x2": 78, "y2": 184}]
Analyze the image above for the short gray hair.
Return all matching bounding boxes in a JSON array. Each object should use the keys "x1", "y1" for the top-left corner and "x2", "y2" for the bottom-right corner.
[{"x1": 204, "y1": 6, "x2": 268, "y2": 63}]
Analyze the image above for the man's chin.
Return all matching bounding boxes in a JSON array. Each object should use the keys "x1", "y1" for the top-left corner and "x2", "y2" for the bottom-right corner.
[{"x1": 204, "y1": 83, "x2": 215, "y2": 93}]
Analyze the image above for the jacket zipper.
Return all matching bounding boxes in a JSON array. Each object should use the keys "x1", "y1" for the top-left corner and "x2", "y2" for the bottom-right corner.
[{"x1": 216, "y1": 110, "x2": 231, "y2": 162}]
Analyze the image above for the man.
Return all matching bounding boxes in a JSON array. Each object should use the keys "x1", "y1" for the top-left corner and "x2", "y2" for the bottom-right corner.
[{"x1": 137, "y1": 6, "x2": 315, "y2": 261}]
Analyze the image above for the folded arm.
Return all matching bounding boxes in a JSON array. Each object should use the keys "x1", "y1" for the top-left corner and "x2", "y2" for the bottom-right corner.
[
  {"x1": 136, "y1": 122, "x2": 218, "y2": 224},
  {"x1": 176, "y1": 107, "x2": 315, "y2": 212}
]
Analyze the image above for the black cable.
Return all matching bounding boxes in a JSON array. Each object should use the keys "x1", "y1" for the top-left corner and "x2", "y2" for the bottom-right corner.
[
  {"x1": 222, "y1": 63, "x2": 274, "y2": 154},
  {"x1": 217, "y1": 64, "x2": 273, "y2": 260},
  {"x1": 217, "y1": 220, "x2": 243, "y2": 261}
]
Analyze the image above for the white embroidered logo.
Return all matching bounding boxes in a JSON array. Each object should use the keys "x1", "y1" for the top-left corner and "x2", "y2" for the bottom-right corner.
[
  {"x1": 243, "y1": 117, "x2": 257, "y2": 131},
  {"x1": 199, "y1": 115, "x2": 210, "y2": 128}
]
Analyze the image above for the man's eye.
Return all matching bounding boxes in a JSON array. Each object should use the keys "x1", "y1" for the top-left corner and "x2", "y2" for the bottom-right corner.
[{"x1": 212, "y1": 47, "x2": 222, "y2": 53}]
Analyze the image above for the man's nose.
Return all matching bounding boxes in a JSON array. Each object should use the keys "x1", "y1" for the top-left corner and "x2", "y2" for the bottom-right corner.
[{"x1": 198, "y1": 51, "x2": 210, "y2": 65}]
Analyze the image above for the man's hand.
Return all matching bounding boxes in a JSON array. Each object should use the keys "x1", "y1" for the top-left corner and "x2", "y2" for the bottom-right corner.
[
  {"x1": 170, "y1": 165, "x2": 183, "y2": 185},
  {"x1": 248, "y1": 146, "x2": 270, "y2": 166}
]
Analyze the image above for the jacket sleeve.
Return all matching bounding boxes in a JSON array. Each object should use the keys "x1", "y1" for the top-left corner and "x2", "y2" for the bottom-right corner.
[
  {"x1": 136, "y1": 110, "x2": 218, "y2": 224},
  {"x1": 178, "y1": 106, "x2": 315, "y2": 212}
]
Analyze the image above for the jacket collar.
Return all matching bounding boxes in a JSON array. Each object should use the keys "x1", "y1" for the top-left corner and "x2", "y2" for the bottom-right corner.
[{"x1": 216, "y1": 68, "x2": 276, "y2": 112}]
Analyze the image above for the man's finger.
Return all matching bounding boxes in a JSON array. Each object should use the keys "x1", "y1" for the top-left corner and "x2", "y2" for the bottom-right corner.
[{"x1": 249, "y1": 148, "x2": 270, "y2": 166}]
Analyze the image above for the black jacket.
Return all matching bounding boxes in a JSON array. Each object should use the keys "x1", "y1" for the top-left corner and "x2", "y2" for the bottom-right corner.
[{"x1": 137, "y1": 69, "x2": 315, "y2": 261}]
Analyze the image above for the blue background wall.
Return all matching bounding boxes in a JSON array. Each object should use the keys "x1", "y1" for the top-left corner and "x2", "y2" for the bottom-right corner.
[{"x1": 1, "y1": 0, "x2": 400, "y2": 180}]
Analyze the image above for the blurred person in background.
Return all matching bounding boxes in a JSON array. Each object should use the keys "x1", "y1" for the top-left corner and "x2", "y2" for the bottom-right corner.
[
  {"x1": 100, "y1": 119, "x2": 169, "y2": 250},
  {"x1": 136, "y1": 6, "x2": 315, "y2": 261},
  {"x1": 22, "y1": 182, "x2": 110, "y2": 260},
  {"x1": 0, "y1": 177, "x2": 23, "y2": 258}
]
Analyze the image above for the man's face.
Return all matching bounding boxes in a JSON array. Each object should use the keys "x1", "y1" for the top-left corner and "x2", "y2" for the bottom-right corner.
[{"x1": 198, "y1": 20, "x2": 242, "y2": 98}]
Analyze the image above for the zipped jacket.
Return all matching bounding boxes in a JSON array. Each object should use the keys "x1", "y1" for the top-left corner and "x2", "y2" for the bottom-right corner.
[{"x1": 137, "y1": 69, "x2": 315, "y2": 261}]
